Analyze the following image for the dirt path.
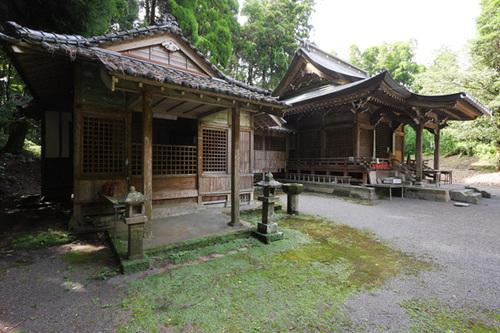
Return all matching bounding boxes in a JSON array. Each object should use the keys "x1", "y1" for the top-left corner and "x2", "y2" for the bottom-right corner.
[
  {"x1": 0, "y1": 209, "x2": 127, "y2": 333},
  {"x1": 289, "y1": 190, "x2": 500, "y2": 332}
]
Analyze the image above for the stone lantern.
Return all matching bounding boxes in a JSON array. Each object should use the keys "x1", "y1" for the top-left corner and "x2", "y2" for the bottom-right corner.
[
  {"x1": 282, "y1": 183, "x2": 304, "y2": 215},
  {"x1": 122, "y1": 186, "x2": 147, "y2": 259},
  {"x1": 254, "y1": 172, "x2": 284, "y2": 243},
  {"x1": 104, "y1": 186, "x2": 146, "y2": 260}
]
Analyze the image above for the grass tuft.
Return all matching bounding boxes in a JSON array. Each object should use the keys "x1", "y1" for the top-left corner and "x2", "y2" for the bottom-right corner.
[
  {"x1": 10, "y1": 229, "x2": 74, "y2": 250},
  {"x1": 401, "y1": 298, "x2": 500, "y2": 333}
]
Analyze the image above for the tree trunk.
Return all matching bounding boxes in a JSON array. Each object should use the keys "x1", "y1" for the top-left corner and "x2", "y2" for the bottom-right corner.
[{"x1": 1, "y1": 118, "x2": 28, "y2": 154}]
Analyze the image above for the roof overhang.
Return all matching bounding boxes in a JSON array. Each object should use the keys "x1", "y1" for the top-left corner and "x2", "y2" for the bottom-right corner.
[{"x1": 283, "y1": 71, "x2": 491, "y2": 125}]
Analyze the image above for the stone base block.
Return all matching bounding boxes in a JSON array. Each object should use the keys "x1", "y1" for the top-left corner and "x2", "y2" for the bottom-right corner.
[
  {"x1": 257, "y1": 222, "x2": 278, "y2": 234},
  {"x1": 252, "y1": 230, "x2": 284, "y2": 244},
  {"x1": 450, "y1": 189, "x2": 482, "y2": 204}
]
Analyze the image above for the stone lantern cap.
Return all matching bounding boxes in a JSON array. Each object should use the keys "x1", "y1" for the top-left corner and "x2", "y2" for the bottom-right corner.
[
  {"x1": 256, "y1": 172, "x2": 282, "y2": 188},
  {"x1": 282, "y1": 183, "x2": 304, "y2": 195},
  {"x1": 103, "y1": 186, "x2": 145, "y2": 206}
]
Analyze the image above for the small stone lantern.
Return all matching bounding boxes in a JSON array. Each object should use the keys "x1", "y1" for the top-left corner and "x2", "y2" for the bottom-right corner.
[
  {"x1": 104, "y1": 186, "x2": 146, "y2": 260},
  {"x1": 122, "y1": 186, "x2": 147, "y2": 260},
  {"x1": 282, "y1": 183, "x2": 304, "y2": 215},
  {"x1": 254, "y1": 172, "x2": 284, "y2": 243}
]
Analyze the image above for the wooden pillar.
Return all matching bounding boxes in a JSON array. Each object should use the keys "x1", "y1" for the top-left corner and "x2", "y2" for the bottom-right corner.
[
  {"x1": 142, "y1": 92, "x2": 153, "y2": 236},
  {"x1": 320, "y1": 115, "x2": 326, "y2": 158},
  {"x1": 352, "y1": 112, "x2": 360, "y2": 157},
  {"x1": 415, "y1": 122, "x2": 424, "y2": 183},
  {"x1": 372, "y1": 128, "x2": 377, "y2": 159},
  {"x1": 434, "y1": 127, "x2": 440, "y2": 170},
  {"x1": 229, "y1": 104, "x2": 241, "y2": 226}
]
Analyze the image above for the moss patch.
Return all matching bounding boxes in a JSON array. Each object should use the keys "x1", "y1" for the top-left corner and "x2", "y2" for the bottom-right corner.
[
  {"x1": 10, "y1": 229, "x2": 74, "y2": 250},
  {"x1": 401, "y1": 298, "x2": 500, "y2": 333},
  {"x1": 119, "y1": 212, "x2": 430, "y2": 333}
]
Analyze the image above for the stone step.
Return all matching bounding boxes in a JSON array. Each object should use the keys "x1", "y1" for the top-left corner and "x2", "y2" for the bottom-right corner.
[
  {"x1": 465, "y1": 185, "x2": 492, "y2": 198},
  {"x1": 449, "y1": 189, "x2": 482, "y2": 204}
]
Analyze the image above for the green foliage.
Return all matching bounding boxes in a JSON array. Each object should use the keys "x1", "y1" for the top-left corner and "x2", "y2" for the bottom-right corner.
[
  {"x1": 472, "y1": 0, "x2": 500, "y2": 71},
  {"x1": 412, "y1": 46, "x2": 499, "y2": 162},
  {"x1": 404, "y1": 126, "x2": 434, "y2": 157},
  {"x1": 159, "y1": 0, "x2": 239, "y2": 69},
  {"x1": 0, "y1": 0, "x2": 139, "y2": 36},
  {"x1": 234, "y1": 0, "x2": 315, "y2": 88},
  {"x1": 401, "y1": 298, "x2": 500, "y2": 333},
  {"x1": 119, "y1": 213, "x2": 429, "y2": 332},
  {"x1": 23, "y1": 139, "x2": 41, "y2": 157},
  {"x1": 349, "y1": 40, "x2": 424, "y2": 87},
  {"x1": 10, "y1": 229, "x2": 74, "y2": 250}
]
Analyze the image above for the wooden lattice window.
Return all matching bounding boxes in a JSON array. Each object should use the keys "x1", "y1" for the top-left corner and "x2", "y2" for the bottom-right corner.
[
  {"x1": 153, "y1": 144, "x2": 197, "y2": 175},
  {"x1": 131, "y1": 143, "x2": 197, "y2": 176},
  {"x1": 131, "y1": 143, "x2": 142, "y2": 176},
  {"x1": 82, "y1": 116, "x2": 125, "y2": 175},
  {"x1": 267, "y1": 136, "x2": 286, "y2": 152},
  {"x1": 254, "y1": 135, "x2": 264, "y2": 150},
  {"x1": 203, "y1": 128, "x2": 227, "y2": 172}
]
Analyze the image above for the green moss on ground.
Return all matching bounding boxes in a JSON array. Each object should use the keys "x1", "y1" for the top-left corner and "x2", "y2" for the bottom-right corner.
[
  {"x1": 10, "y1": 229, "x2": 74, "y2": 250},
  {"x1": 119, "y1": 212, "x2": 430, "y2": 333},
  {"x1": 401, "y1": 298, "x2": 500, "y2": 333}
]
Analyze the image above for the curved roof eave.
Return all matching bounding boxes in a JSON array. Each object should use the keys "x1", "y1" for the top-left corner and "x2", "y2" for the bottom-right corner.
[{"x1": 283, "y1": 70, "x2": 491, "y2": 119}]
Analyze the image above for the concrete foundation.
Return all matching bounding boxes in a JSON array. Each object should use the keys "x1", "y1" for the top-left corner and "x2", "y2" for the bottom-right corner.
[
  {"x1": 403, "y1": 186, "x2": 450, "y2": 202},
  {"x1": 281, "y1": 180, "x2": 377, "y2": 201}
]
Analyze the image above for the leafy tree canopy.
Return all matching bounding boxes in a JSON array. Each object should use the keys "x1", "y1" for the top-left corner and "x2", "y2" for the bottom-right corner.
[
  {"x1": 349, "y1": 40, "x2": 424, "y2": 87},
  {"x1": 472, "y1": 0, "x2": 500, "y2": 70},
  {"x1": 146, "y1": 0, "x2": 240, "y2": 70},
  {"x1": 234, "y1": 0, "x2": 315, "y2": 89},
  {"x1": 0, "y1": 0, "x2": 139, "y2": 36}
]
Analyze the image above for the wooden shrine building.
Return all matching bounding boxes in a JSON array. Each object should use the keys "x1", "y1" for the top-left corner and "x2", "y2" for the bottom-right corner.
[
  {"x1": 262, "y1": 43, "x2": 490, "y2": 184},
  {"x1": 0, "y1": 17, "x2": 285, "y2": 232}
]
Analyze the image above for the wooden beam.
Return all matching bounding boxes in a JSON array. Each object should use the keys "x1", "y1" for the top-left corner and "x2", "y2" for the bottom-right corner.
[
  {"x1": 113, "y1": 74, "x2": 284, "y2": 115},
  {"x1": 151, "y1": 96, "x2": 167, "y2": 109},
  {"x1": 183, "y1": 103, "x2": 206, "y2": 114},
  {"x1": 229, "y1": 104, "x2": 241, "y2": 226},
  {"x1": 165, "y1": 100, "x2": 187, "y2": 113},
  {"x1": 352, "y1": 112, "x2": 360, "y2": 157},
  {"x1": 142, "y1": 92, "x2": 153, "y2": 236},
  {"x1": 197, "y1": 106, "x2": 227, "y2": 119}
]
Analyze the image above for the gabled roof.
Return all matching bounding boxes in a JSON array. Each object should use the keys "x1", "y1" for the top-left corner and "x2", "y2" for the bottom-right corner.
[
  {"x1": 283, "y1": 71, "x2": 491, "y2": 121},
  {"x1": 273, "y1": 42, "x2": 368, "y2": 98},
  {"x1": 301, "y1": 43, "x2": 368, "y2": 81},
  {"x1": 0, "y1": 19, "x2": 281, "y2": 107}
]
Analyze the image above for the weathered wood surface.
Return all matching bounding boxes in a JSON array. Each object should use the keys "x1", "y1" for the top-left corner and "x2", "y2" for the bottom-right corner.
[
  {"x1": 230, "y1": 105, "x2": 241, "y2": 226},
  {"x1": 143, "y1": 92, "x2": 153, "y2": 235}
]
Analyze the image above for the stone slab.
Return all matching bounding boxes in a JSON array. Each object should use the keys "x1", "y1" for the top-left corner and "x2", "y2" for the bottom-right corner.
[
  {"x1": 450, "y1": 189, "x2": 482, "y2": 204},
  {"x1": 403, "y1": 186, "x2": 451, "y2": 202},
  {"x1": 280, "y1": 180, "x2": 377, "y2": 201}
]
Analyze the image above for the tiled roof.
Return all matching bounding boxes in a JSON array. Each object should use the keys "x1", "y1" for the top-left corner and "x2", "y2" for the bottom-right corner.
[
  {"x1": 283, "y1": 71, "x2": 491, "y2": 119},
  {"x1": 300, "y1": 42, "x2": 368, "y2": 80},
  {"x1": 0, "y1": 21, "x2": 281, "y2": 105}
]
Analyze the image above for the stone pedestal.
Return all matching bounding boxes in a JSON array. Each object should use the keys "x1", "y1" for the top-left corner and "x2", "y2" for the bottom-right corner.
[
  {"x1": 125, "y1": 215, "x2": 146, "y2": 260},
  {"x1": 282, "y1": 183, "x2": 304, "y2": 215}
]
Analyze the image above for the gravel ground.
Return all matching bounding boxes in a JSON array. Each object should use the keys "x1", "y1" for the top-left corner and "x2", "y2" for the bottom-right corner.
[
  {"x1": 0, "y1": 236, "x2": 127, "y2": 333},
  {"x1": 283, "y1": 188, "x2": 500, "y2": 332}
]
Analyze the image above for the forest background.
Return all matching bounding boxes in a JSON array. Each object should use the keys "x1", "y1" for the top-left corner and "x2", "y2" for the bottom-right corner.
[{"x1": 0, "y1": 0, "x2": 498, "y2": 169}]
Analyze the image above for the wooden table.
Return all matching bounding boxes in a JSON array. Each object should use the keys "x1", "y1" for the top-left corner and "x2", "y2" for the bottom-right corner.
[{"x1": 368, "y1": 184, "x2": 404, "y2": 200}]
